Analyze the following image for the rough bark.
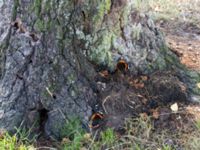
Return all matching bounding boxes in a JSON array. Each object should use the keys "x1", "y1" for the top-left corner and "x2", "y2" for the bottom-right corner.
[{"x1": 0, "y1": 0, "x2": 199, "y2": 139}]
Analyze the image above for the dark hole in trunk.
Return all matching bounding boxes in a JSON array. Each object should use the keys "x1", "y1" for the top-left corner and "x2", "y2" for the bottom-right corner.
[
  {"x1": 117, "y1": 60, "x2": 128, "y2": 72},
  {"x1": 38, "y1": 108, "x2": 49, "y2": 135}
]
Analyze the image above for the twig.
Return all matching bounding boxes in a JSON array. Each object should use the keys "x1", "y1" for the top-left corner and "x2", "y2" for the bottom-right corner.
[
  {"x1": 45, "y1": 87, "x2": 54, "y2": 99},
  {"x1": 105, "y1": 142, "x2": 132, "y2": 150},
  {"x1": 122, "y1": 135, "x2": 157, "y2": 146},
  {"x1": 102, "y1": 95, "x2": 111, "y2": 114},
  {"x1": 36, "y1": 146, "x2": 57, "y2": 150},
  {"x1": 88, "y1": 130, "x2": 99, "y2": 150}
]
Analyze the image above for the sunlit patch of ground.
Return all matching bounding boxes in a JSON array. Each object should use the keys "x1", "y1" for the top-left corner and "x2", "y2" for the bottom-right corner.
[
  {"x1": 128, "y1": 1, "x2": 200, "y2": 149},
  {"x1": 151, "y1": 1, "x2": 200, "y2": 149},
  {"x1": 186, "y1": 105, "x2": 200, "y2": 121},
  {"x1": 165, "y1": 33, "x2": 200, "y2": 71},
  {"x1": 146, "y1": 0, "x2": 200, "y2": 71}
]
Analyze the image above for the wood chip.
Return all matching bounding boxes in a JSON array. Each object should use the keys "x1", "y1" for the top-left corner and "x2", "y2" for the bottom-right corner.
[{"x1": 170, "y1": 103, "x2": 178, "y2": 112}]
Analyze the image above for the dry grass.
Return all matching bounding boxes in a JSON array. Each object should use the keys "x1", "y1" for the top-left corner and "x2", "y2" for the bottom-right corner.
[
  {"x1": 133, "y1": 0, "x2": 200, "y2": 26},
  {"x1": 0, "y1": 114, "x2": 200, "y2": 150}
]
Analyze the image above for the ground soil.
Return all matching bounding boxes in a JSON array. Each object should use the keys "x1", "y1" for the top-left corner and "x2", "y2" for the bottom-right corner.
[
  {"x1": 153, "y1": 20, "x2": 200, "y2": 146},
  {"x1": 157, "y1": 20, "x2": 200, "y2": 72}
]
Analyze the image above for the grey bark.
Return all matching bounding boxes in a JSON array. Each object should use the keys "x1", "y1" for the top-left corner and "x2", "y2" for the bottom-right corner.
[{"x1": 0, "y1": 0, "x2": 199, "y2": 138}]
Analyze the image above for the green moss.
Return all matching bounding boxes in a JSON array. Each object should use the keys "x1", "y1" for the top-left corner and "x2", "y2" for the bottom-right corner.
[
  {"x1": 192, "y1": 88, "x2": 200, "y2": 95},
  {"x1": 92, "y1": 0, "x2": 111, "y2": 28},
  {"x1": 33, "y1": 1, "x2": 55, "y2": 32},
  {"x1": 187, "y1": 71, "x2": 200, "y2": 95},
  {"x1": 155, "y1": 56, "x2": 167, "y2": 70},
  {"x1": 12, "y1": 0, "x2": 19, "y2": 20},
  {"x1": 111, "y1": 35, "x2": 125, "y2": 54},
  {"x1": 132, "y1": 23, "x2": 142, "y2": 40},
  {"x1": 89, "y1": 30, "x2": 114, "y2": 68},
  {"x1": 165, "y1": 53, "x2": 179, "y2": 65},
  {"x1": 43, "y1": 0, "x2": 51, "y2": 13},
  {"x1": 69, "y1": 85, "x2": 79, "y2": 99},
  {"x1": 105, "y1": 0, "x2": 111, "y2": 12},
  {"x1": 34, "y1": 19, "x2": 46, "y2": 32},
  {"x1": 121, "y1": 4, "x2": 132, "y2": 26},
  {"x1": 159, "y1": 45, "x2": 200, "y2": 95},
  {"x1": 34, "y1": 18, "x2": 54, "y2": 32},
  {"x1": 66, "y1": 73, "x2": 76, "y2": 84},
  {"x1": 159, "y1": 44, "x2": 182, "y2": 69},
  {"x1": 46, "y1": 19, "x2": 54, "y2": 31},
  {"x1": 187, "y1": 71, "x2": 200, "y2": 80},
  {"x1": 56, "y1": 27, "x2": 64, "y2": 40},
  {"x1": 34, "y1": 0, "x2": 42, "y2": 17}
]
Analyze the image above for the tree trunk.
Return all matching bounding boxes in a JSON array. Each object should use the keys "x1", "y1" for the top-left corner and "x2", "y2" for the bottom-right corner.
[{"x1": 0, "y1": 0, "x2": 199, "y2": 139}]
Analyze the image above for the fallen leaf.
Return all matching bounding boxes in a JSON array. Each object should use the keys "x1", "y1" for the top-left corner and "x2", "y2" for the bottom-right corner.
[
  {"x1": 136, "y1": 94, "x2": 144, "y2": 98},
  {"x1": 140, "y1": 113, "x2": 148, "y2": 120},
  {"x1": 140, "y1": 75, "x2": 148, "y2": 81},
  {"x1": 134, "y1": 83, "x2": 144, "y2": 89},
  {"x1": 152, "y1": 109, "x2": 159, "y2": 119},
  {"x1": 197, "y1": 83, "x2": 200, "y2": 89},
  {"x1": 179, "y1": 83, "x2": 186, "y2": 92},
  {"x1": 170, "y1": 103, "x2": 178, "y2": 112},
  {"x1": 83, "y1": 133, "x2": 91, "y2": 140},
  {"x1": 99, "y1": 70, "x2": 109, "y2": 78},
  {"x1": 141, "y1": 98, "x2": 148, "y2": 104},
  {"x1": 26, "y1": 146, "x2": 35, "y2": 150},
  {"x1": 61, "y1": 138, "x2": 71, "y2": 145},
  {"x1": 134, "y1": 78, "x2": 139, "y2": 83}
]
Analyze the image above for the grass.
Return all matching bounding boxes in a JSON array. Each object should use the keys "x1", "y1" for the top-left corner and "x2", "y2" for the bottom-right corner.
[
  {"x1": 0, "y1": 116, "x2": 200, "y2": 149},
  {"x1": 195, "y1": 120, "x2": 200, "y2": 130},
  {"x1": 59, "y1": 116, "x2": 200, "y2": 150},
  {"x1": 61, "y1": 117, "x2": 86, "y2": 150},
  {"x1": 0, "y1": 127, "x2": 36, "y2": 150},
  {"x1": 132, "y1": 0, "x2": 200, "y2": 26},
  {"x1": 90, "y1": 128, "x2": 117, "y2": 149},
  {"x1": 186, "y1": 136, "x2": 200, "y2": 150},
  {"x1": 185, "y1": 120, "x2": 200, "y2": 150},
  {"x1": 60, "y1": 117, "x2": 117, "y2": 150}
]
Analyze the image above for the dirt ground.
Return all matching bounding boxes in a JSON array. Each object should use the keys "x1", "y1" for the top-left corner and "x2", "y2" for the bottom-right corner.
[
  {"x1": 158, "y1": 21, "x2": 200, "y2": 72},
  {"x1": 156, "y1": 19, "x2": 200, "y2": 121},
  {"x1": 151, "y1": 20, "x2": 200, "y2": 148}
]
